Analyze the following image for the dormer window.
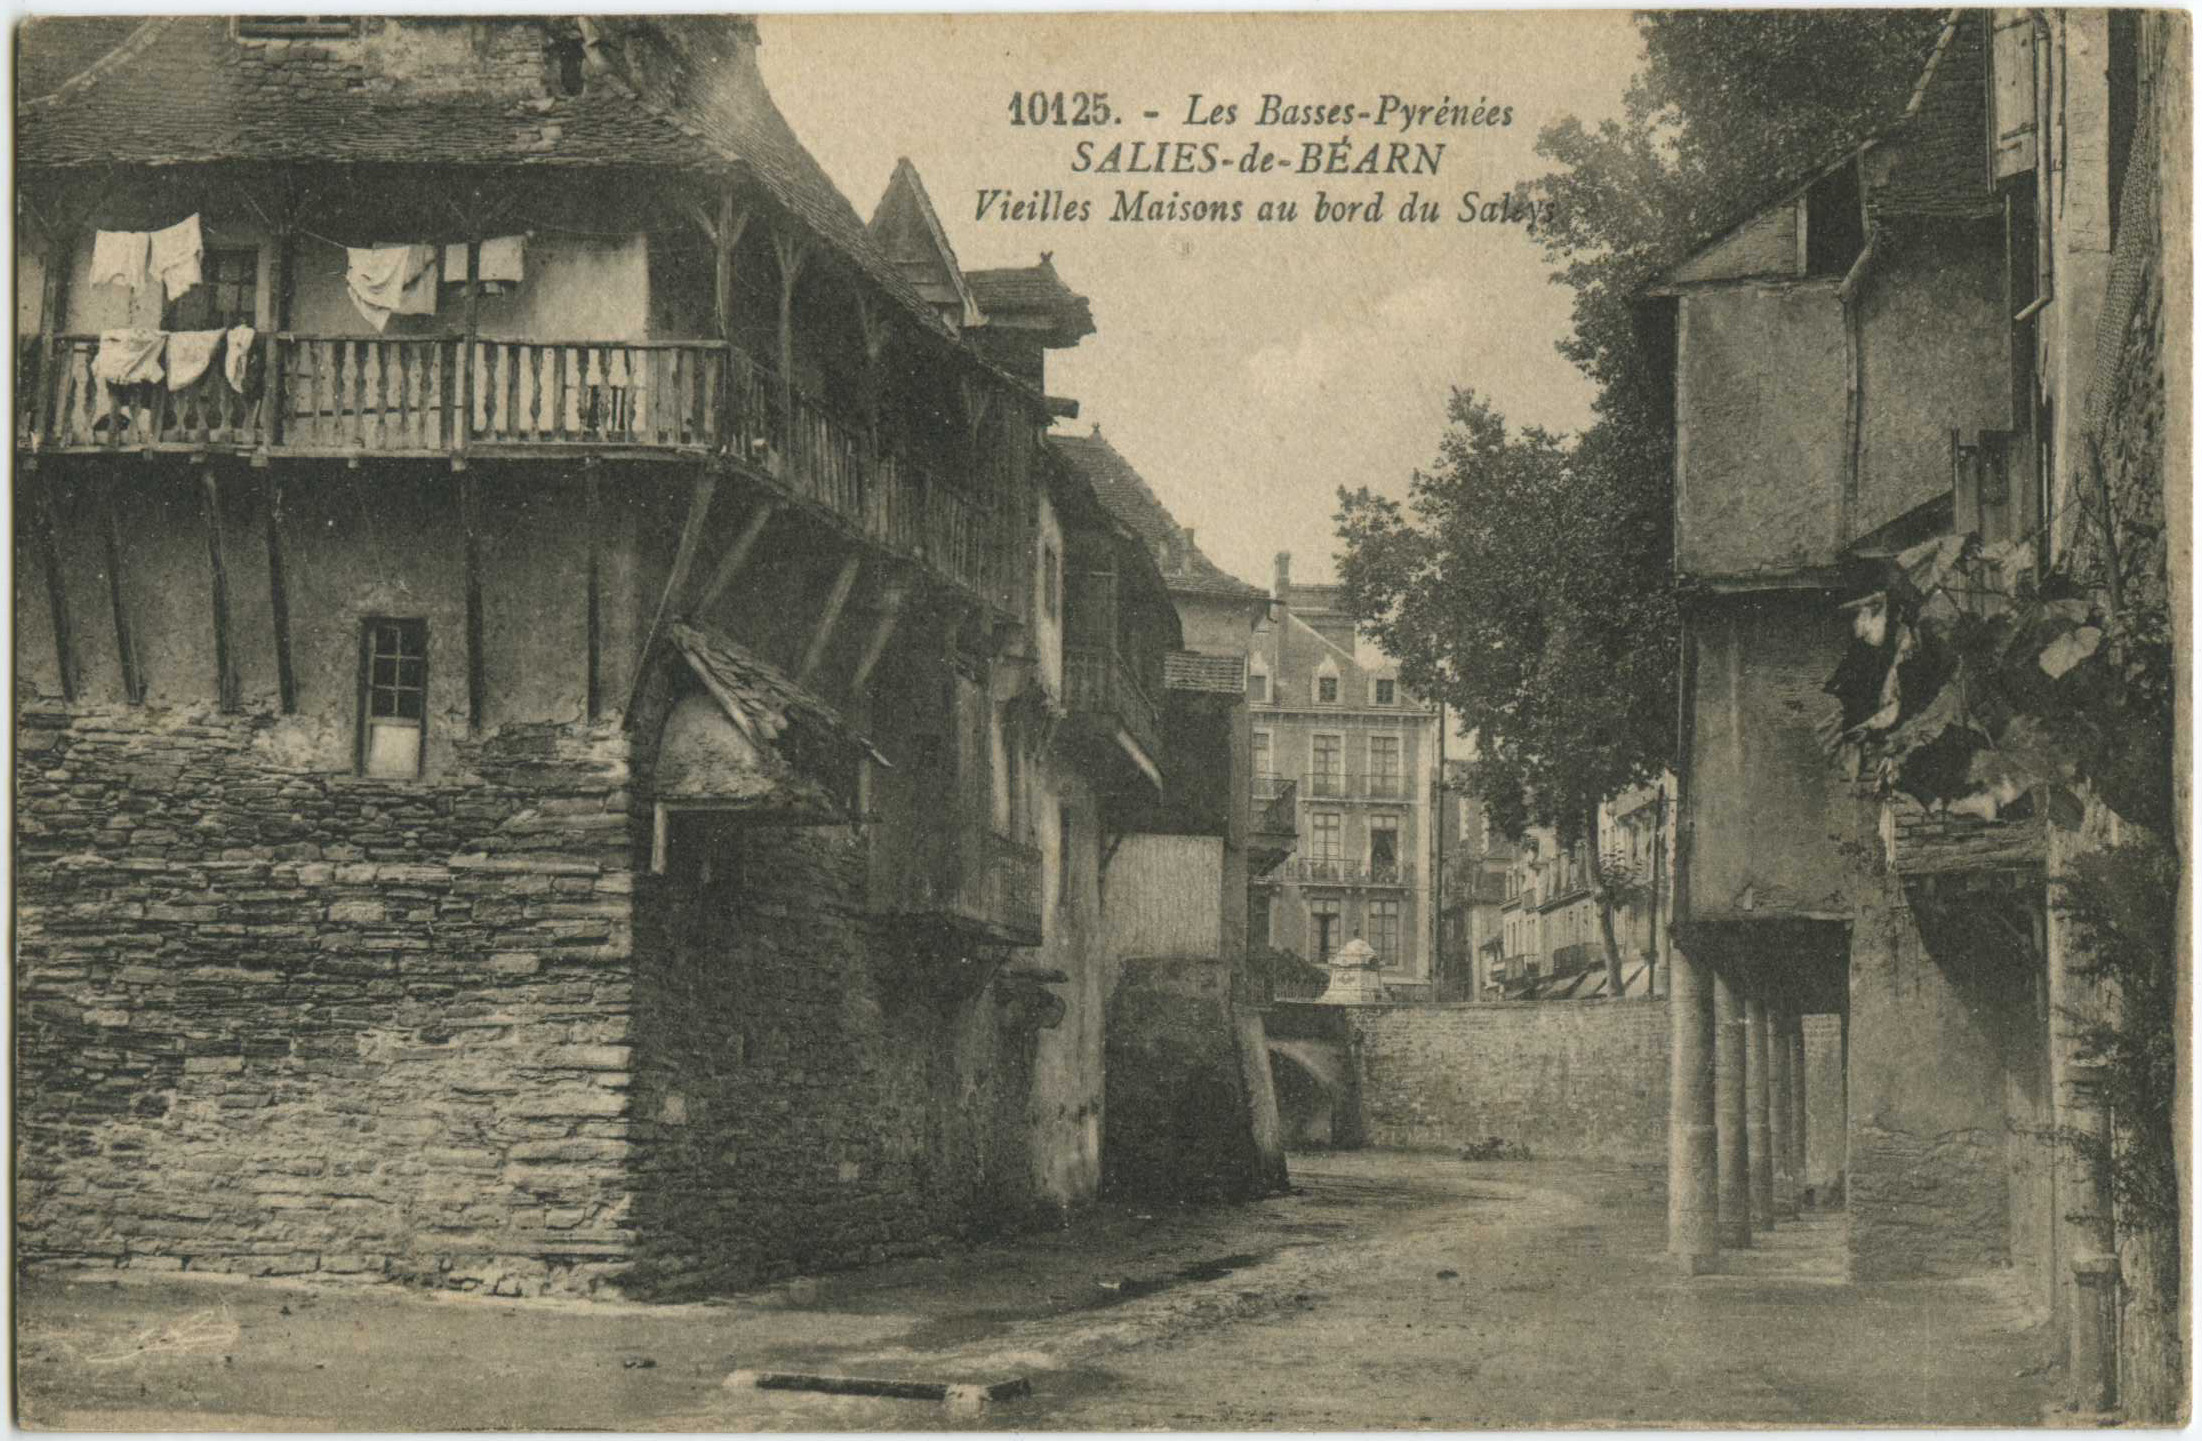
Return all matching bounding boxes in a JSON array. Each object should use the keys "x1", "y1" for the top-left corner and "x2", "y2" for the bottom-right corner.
[
  {"x1": 1373, "y1": 677, "x2": 1396, "y2": 706},
  {"x1": 1248, "y1": 658, "x2": 1270, "y2": 703},
  {"x1": 1317, "y1": 674, "x2": 1339, "y2": 704}
]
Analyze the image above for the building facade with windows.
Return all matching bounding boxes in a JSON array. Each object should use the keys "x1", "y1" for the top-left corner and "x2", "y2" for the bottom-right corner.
[
  {"x1": 1247, "y1": 554, "x2": 1441, "y2": 996},
  {"x1": 14, "y1": 15, "x2": 1279, "y2": 1298}
]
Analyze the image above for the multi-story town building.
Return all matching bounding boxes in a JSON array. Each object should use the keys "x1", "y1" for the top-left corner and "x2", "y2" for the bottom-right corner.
[
  {"x1": 1435, "y1": 761, "x2": 1512, "y2": 1000},
  {"x1": 1244, "y1": 556, "x2": 1441, "y2": 996},
  {"x1": 1650, "y1": 8, "x2": 2183, "y2": 1414},
  {"x1": 14, "y1": 15, "x2": 1279, "y2": 1298}
]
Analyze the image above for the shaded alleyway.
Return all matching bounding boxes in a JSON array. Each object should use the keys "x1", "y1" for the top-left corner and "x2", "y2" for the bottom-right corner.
[{"x1": 16, "y1": 1151, "x2": 2058, "y2": 1430}]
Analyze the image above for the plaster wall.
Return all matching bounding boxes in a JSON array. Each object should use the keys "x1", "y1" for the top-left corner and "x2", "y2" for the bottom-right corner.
[
  {"x1": 1675, "y1": 281, "x2": 1846, "y2": 579},
  {"x1": 1682, "y1": 594, "x2": 1859, "y2": 922},
  {"x1": 1855, "y1": 224, "x2": 2012, "y2": 537}
]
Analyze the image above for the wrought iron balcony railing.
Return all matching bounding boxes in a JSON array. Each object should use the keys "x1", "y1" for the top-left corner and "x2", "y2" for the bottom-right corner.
[{"x1": 1281, "y1": 857, "x2": 1416, "y2": 887}]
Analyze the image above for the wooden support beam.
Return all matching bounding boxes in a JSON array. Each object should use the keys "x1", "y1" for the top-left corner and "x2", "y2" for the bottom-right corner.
[
  {"x1": 690, "y1": 498, "x2": 778, "y2": 619},
  {"x1": 33, "y1": 475, "x2": 76, "y2": 702},
  {"x1": 585, "y1": 470, "x2": 603, "y2": 723},
  {"x1": 260, "y1": 473, "x2": 295, "y2": 713},
  {"x1": 621, "y1": 471, "x2": 718, "y2": 725},
  {"x1": 201, "y1": 469, "x2": 238, "y2": 712},
  {"x1": 771, "y1": 229, "x2": 812, "y2": 426},
  {"x1": 101, "y1": 477, "x2": 143, "y2": 705},
  {"x1": 461, "y1": 472, "x2": 486, "y2": 732},
  {"x1": 798, "y1": 553, "x2": 863, "y2": 686},
  {"x1": 847, "y1": 582, "x2": 909, "y2": 698}
]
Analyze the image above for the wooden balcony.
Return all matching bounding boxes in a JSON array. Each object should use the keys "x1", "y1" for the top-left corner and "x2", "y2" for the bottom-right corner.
[
  {"x1": 1063, "y1": 642, "x2": 1161, "y2": 766},
  {"x1": 23, "y1": 334, "x2": 1009, "y2": 605},
  {"x1": 884, "y1": 823, "x2": 1043, "y2": 948}
]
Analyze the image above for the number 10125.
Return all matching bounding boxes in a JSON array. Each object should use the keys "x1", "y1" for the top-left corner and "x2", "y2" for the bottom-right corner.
[{"x1": 1009, "y1": 91, "x2": 1112, "y2": 126}]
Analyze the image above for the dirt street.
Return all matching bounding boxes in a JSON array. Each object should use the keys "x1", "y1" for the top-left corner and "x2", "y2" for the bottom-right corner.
[{"x1": 16, "y1": 1151, "x2": 2061, "y2": 1430}]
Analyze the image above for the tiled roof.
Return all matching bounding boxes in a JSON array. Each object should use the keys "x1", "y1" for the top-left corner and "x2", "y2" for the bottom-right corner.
[
  {"x1": 1164, "y1": 651, "x2": 1247, "y2": 694},
  {"x1": 17, "y1": 18, "x2": 723, "y2": 170},
  {"x1": 1867, "y1": 13, "x2": 1994, "y2": 218},
  {"x1": 668, "y1": 620, "x2": 882, "y2": 787},
  {"x1": 15, "y1": 16, "x2": 150, "y2": 101},
  {"x1": 966, "y1": 257, "x2": 1096, "y2": 342},
  {"x1": 14, "y1": 16, "x2": 956, "y2": 344},
  {"x1": 1050, "y1": 431, "x2": 1266, "y2": 601},
  {"x1": 1651, "y1": 10, "x2": 1966, "y2": 289}
]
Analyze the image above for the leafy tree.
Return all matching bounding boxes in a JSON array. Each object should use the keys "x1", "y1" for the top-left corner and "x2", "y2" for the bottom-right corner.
[{"x1": 1337, "y1": 392, "x2": 1673, "y2": 997}]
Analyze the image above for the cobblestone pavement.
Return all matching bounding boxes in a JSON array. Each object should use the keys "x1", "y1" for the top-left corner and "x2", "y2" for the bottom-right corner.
[{"x1": 16, "y1": 1151, "x2": 2061, "y2": 1430}]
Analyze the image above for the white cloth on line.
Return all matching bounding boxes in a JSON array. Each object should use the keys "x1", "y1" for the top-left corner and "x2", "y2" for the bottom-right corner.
[
  {"x1": 345, "y1": 244, "x2": 439, "y2": 330},
  {"x1": 92, "y1": 330, "x2": 166, "y2": 385},
  {"x1": 91, "y1": 329, "x2": 166, "y2": 421},
  {"x1": 90, "y1": 230, "x2": 150, "y2": 290},
  {"x1": 224, "y1": 325, "x2": 257, "y2": 394},
  {"x1": 166, "y1": 330, "x2": 224, "y2": 390},
  {"x1": 443, "y1": 234, "x2": 526, "y2": 284},
  {"x1": 149, "y1": 214, "x2": 204, "y2": 301}
]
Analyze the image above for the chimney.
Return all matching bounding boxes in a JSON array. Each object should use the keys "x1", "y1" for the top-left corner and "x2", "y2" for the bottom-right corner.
[{"x1": 1273, "y1": 551, "x2": 1292, "y2": 605}]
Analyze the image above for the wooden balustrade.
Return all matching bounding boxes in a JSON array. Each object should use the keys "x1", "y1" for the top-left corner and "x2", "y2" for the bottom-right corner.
[{"x1": 27, "y1": 331, "x2": 1016, "y2": 605}]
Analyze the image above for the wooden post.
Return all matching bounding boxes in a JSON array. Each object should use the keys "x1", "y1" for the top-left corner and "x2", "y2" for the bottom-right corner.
[
  {"x1": 34, "y1": 474, "x2": 77, "y2": 701},
  {"x1": 771, "y1": 229, "x2": 809, "y2": 451},
  {"x1": 265, "y1": 218, "x2": 296, "y2": 449},
  {"x1": 32, "y1": 223, "x2": 76, "y2": 446},
  {"x1": 848, "y1": 581, "x2": 909, "y2": 698},
  {"x1": 621, "y1": 472, "x2": 717, "y2": 724},
  {"x1": 691, "y1": 499, "x2": 778, "y2": 619},
  {"x1": 102, "y1": 477, "x2": 144, "y2": 704},
  {"x1": 798, "y1": 553, "x2": 862, "y2": 686},
  {"x1": 461, "y1": 472, "x2": 485, "y2": 732},
  {"x1": 202, "y1": 468, "x2": 238, "y2": 712},
  {"x1": 259, "y1": 473, "x2": 295, "y2": 713},
  {"x1": 456, "y1": 208, "x2": 483, "y2": 463},
  {"x1": 708, "y1": 191, "x2": 748, "y2": 456},
  {"x1": 585, "y1": 469, "x2": 602, "y2": 723}
]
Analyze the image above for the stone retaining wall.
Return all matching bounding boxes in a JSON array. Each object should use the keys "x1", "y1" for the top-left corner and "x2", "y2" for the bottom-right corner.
[
  {"x1": 1343, "y1": 1000, "x2": 1672, "y2": 1162},
  {"x1": 15, "y1": 701, "x2": 638, "y2": 1295}
]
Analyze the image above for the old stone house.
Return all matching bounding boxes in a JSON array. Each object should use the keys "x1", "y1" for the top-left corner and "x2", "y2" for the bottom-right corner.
[
  {"x1": 1651, "y1": 7, "x2": 2184, "y2": 1412},
  {"x1": 14, "y1": 15, "x2": 1276, "y2": 1298}
]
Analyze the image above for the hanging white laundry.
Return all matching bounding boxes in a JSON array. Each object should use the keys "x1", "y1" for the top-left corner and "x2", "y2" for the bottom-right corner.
[
  {"x1": 90, "y1": 329, "x2": 166, "y2": 423},
  {"x1": 166, "y1": 330, "x2": 224, "y2": 390},
  {"x1": 149, "y1": 214, "x2": 204, "y2": 301},
  {"x1": 346, "y1": 244, "x2": 438, "y2": 331},
  {"x1": 223, "y1": 325, "x2": 257, "y2": 394},
  {"x1": 92, "y1": 329, "x2": 166, "y2": 386},
  {"x1": 90, "y1": 230, "x2": 150, "y2": 290}
]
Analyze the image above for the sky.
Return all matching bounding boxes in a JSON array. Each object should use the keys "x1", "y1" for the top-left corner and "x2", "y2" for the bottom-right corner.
[{"x1": 761, "y1": 13, "x2": 1644, "y2": 587}]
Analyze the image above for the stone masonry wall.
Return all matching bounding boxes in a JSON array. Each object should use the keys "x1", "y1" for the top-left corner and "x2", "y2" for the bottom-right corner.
[
  {"x1": 1345, "y1": 1001, "x2": 1671, "y2": 1162},
  {"x1": 623, "y1": 815, "x2": 1050, "y2": 1299},
  {"x1": 15, "y1": 700, "x2": 639, "y2": 1296}
]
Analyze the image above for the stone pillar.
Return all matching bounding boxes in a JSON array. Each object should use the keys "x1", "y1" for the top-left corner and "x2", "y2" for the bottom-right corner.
[
  {"x1": 1770, "y1": 1003, "x2": 1797, "y2": 1220},
  {"x1": 1714, "y1": 967, "x2": 1751, "y2": 1247},
  {"x1": 1745, "y1": 988, "x2": 1774, "y2": 1230},
  {"x1": 1668, "y1": 944, "x2": 1719, "y2": 1273},
  {"x1": 1788, "y1": 1014, "x2": 1809, "y2": 1202}
]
